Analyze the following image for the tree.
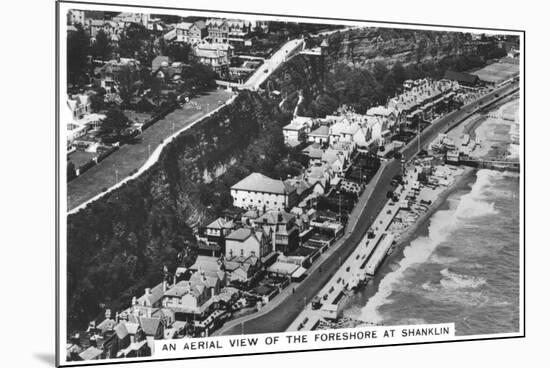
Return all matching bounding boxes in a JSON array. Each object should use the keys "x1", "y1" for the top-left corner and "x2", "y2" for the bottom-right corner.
[
  {"x1": 100, "y1": 108, "x2": 130, "y2": 137},
  {"x1": 90, "y1": 88, "x2": 106, "y2": 112},
  {"x1": 91, "y1": 30, "x2": 112, "y2": 61},
  {"x1": 67, "y1": 161, "x2": 77, "y2": 182},
  {"x1": 165, "y1": 43, "x2": 192, "y2": 63},
  {"x1": 386, "y1": 190, "x2": 394, "y2": 199},
  {"x1": 67, "y1": 24, "x2": 90, "y2": 85}
]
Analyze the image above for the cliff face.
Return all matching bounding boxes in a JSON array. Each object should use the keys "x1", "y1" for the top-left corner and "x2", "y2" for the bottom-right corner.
[
  {"x1": 267, "y1": 27, "x2": 506, "y2": 117},
  {"x1": 324, "y1": 28, "x2": 479, "y2": 71},
  {"x1": 66, "y1": 91, "x2": 284, "y2": 330}
]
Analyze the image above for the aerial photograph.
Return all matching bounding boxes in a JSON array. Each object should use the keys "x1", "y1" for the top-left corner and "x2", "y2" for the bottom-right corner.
[{"x1": 61, "y1": 3, "x2": 522, "y2": 363}]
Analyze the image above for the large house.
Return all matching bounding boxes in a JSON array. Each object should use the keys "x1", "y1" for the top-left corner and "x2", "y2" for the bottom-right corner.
[
  {"x1": 255, "y1": 211, "x2": 300, "y2": 254},
  {"x1": 230, "y1": 172, "x2": 298, "y2": 212},
  {"x1": 205, "y1": 18, "x2": 252, "y2": 44},
  {"x1": 193, "y1": 43, "x2": 233, "y2": 76},
  {"x1": 175, "y1": 21, "x2": 207, "y2": 44},
  {"x1": 225, "y1": 227, "x2": 271, "y2": 259}
]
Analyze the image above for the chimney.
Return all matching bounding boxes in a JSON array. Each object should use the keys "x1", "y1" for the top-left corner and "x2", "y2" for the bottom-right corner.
[
  {"x1": 105, "y1": 309, "x2": 111, "y2": 320},
  {"x1": 162, "y1": 280, "x2": 167, "y2": 292},
  {"x1": 146, "y1": 308, "x2": 151, "y2": 318},
  {"x1": 132, "y1": 296, "x2": 137, "y2": 306},
  {"x1": 145, "y1": 288, "x2": 151, "y2": 296}
]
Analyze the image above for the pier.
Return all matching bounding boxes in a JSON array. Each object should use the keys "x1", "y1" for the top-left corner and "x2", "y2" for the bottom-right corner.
[{"x1": 447, "y1": 157, "x2": 520, "y2": 172}]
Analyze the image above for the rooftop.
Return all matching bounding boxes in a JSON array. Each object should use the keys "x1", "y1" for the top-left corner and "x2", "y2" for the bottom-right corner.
[{"x1": 231, "y1": 173, "x2": 292, "y2": 195}]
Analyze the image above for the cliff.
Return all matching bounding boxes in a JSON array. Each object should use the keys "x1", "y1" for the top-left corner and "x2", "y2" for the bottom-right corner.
[{"x1": 66, "y1": 91, "x2": 290, "y2": 331}]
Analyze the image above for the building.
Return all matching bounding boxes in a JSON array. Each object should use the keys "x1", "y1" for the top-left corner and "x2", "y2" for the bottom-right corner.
[
  {"x1": 255, "y1": 210, "x2": 300, "y2": 254},
  {"x1": 93, "y1": 58, "x2": 142, "y2": 94},
  {"x1": 205, "y1": 18, "x2": 252, "y2": 44},
  {"x1": 308, "y1": 125, "x2": 330, "y2": 145},
  {"x1": 444, "y1": 70, "x2": 480, "y2": 87},
  {"x1": 193, "y1": 42, "x2": 233, "y2": 76},
  {"x1": 176, "y1": 21, "x2": 207, "y2": 44},
  {"x1": 225, "y1": 227, "x2": 271, "y2": 259},
  {"x1": 282, "y1": 121, "x2": 306, "y2": 146},
  {"x1": 67, "y1": 9, "x2": 86, "y2": 25},
  {"x1": 230, "y1": 173, "x2": 298, "y2": 212},
  {"x1": 328, "y1": 120, "x2": 366, "y2": 147}
]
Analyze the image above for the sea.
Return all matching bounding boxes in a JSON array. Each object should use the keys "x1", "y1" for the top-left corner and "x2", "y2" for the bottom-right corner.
[{"x1": 341, "y1": 101, "x2": 521, "y2": 336}]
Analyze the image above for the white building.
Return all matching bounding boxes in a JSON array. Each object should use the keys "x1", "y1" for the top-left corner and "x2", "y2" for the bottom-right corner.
[
  {"x1": 230, "y1": 173, "x2": 297, "y2": 212},
  {"x1": 225, "y1": 227, "x2": 270, "y2": 258}
]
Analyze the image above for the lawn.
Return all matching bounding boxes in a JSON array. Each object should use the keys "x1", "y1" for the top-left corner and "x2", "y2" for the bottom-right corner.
[{"x1": 67, "y1": 89, "x2": 233, "y2": 210}]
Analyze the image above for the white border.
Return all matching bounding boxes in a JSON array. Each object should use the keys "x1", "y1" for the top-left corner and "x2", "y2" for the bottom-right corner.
[{"x1": 57, "y1": 1, "x2": 525, "y2": 366}]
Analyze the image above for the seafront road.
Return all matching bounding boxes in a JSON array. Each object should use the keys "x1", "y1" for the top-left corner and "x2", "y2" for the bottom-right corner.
[{"x1": 216, "y1": 81, "x2": 519, "y2": 336}]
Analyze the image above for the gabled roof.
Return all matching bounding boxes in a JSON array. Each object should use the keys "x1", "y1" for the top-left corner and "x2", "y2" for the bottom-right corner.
[
  {"x1": 193, "y1": 20, "x2": 207, "y2": 29},
  {"x1": 137, "y1": 282, "x2": 164, "y2": 307},
  {"x1": 226, "y1": 227, "x2": 255, "y2": 242},
  {"x1": 176, "y1": 22, "x2": 193, "y2": 30},
  {"x1": 114, "y1": 322, "x2": 129, "y2": 339},
  {"x1": 206, "y1": 217, "x2": 235, "y2": 230},
  {"x1": 309, "y1": 125, "x2": 330, "y2": 137},
  {"x1": 96, "y1": 318, "x2": 116, "y2": 333},
  {"x1": 231, "y1": 173, "x2": 290, "y2": 195},
  {"x1": 139, "y1": 316, "x2": 162, "y2": 336},
  {"x1": 79, "y1": 346, "x2": 103, "y2": 360}
]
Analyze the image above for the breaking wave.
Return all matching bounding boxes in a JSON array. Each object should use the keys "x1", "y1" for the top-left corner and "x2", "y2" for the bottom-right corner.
[
  {"x1": 439, "y1": 268, "x2": 487, "y2": 290},
  {"x1": 358, "y1": 170, "x2": 499, "y2": 323}
]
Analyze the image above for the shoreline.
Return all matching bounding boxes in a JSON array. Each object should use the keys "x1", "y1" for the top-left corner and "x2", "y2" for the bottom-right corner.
[
  {"x1": 390, "y1": 166, "x2": 476, "y2": 253},
  {"x1": 329, "y1": 166, "x2": 476, "y2": 329}
]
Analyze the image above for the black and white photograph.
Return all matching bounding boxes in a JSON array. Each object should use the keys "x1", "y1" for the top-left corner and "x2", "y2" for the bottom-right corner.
[{"x1": 55, "y1": 0, "x2": 524, "y2": 366}]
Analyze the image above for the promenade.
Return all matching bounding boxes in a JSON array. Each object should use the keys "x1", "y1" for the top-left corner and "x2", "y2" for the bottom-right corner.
[{"x1": 216, "y1": 81, "x2": 519, "y2": 336}]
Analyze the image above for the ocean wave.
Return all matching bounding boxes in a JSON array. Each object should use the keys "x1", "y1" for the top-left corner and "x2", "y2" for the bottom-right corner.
[
  {"x1": 430, "y1": 254, "x2": 459, "y2": 265},
  {"x1": 359, "y1": 208, "x2": 457, "y2": 323},
  {"x1": 455, "y1": 170, "x2": 499, "y2": 218},
  {"x1": 439, "y1": 268, "x2": 487, "y2": 290},
  {"x1": 358, "y1": 170, "x2": 500, "y2": 323}
]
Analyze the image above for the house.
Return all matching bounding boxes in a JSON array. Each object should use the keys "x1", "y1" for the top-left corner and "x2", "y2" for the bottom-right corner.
[
  {"x1": 328, "y1": 120, "x2": 366, "y2": 147},
  {"x1": 67, "y1": 94, "x2": 91, "y2": 120},
  {"x1": 308, "y1": 125, "x2": 330, "y2": 145},
  {"x1": 255, "y1": 210, "x2": 300, "y2": 254},
  {"x1": 176, "y1": 21, "x2": 207, "y2": 44},
  {"x1": 193, "y1": 42, "x2": 233, "y2": 76},
  {"x1": 206, "y1": 18, "x2": 252, "y2": 44},
  {"x1": 78, "y1": 346, "x2": 103, "y2": 361},
  {"x1": 136, "y1": 283, "x2": 166, "y2": 308},
  {"x1": 67, "y1": 9, "x2": 85, "y2": 25},
  {"x1": 225, "y1": 227, "x2": 271, "y2": 259},
  {"x1": 188, "y1": 255, "x2": 227, "y2": 287},
  {"x1": 152, "y1": 56, "x2": 171, "y2": 73},
  {"x1": 284, "y1": 177, "x2": 313, "y2": 203},
  {"x1": 223, "y1": 255, "x2": 261, "y2": 285},
  {"x1": 282, "y1": 121, "x2": 306, "y2": 146},
  {"x1": 305, "y1": 162, "x2": 334, "y2": 190},
  {"x1": 198, "y1": 217, "x2": 236, "y2": 256},
  {"x1": 230, "y1": 172, "x2": 298, "y2": 212},
  {"x1": 189, "y1": 21, "x2": 208, "y2": 44},
  {"x1": 204, "y1": 217, "x2": 235, "y2": 240},
  {"x1": 93, "y1": 58, "x2": 142, "y2": 94}
]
